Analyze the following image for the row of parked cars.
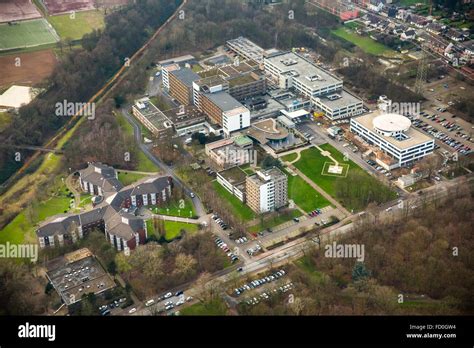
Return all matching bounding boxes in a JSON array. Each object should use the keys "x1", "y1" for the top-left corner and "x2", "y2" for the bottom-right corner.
[
  {"x1": 308, "y1": 208, "x2": 322, "y2": 217},
  {"x1": 243, "y1": 282, "x2": 294, "y2": 306},
  {"x1": 233, "y1": 269, "x2": 286, "y2": 297},
  {"x1": 366, "y1": 160, "x2": 392, "y2": 177},
  {"x1": 246, "y1": 244, "x2": 262, "y2": 256},
  {"x1": 214, "y1": 236, "x2": 239, "y2": 263},
  {"x1": 211, "y1": 214, "x2": 229, "y2": 230},
  {"x1": 418, "y1": 112, "x2": 471, "y2": 154},
  {"x1": 235, "y1": 236, "x2": 248, "y2": 244}
]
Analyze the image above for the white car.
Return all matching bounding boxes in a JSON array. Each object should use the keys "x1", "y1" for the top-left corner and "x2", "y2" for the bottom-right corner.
[
  {"x1": 186, "y1": 296, "x2": 193, "y2": 302},
  {"x1": 145, "y1": 300, "x2": 155, "y2": 307},
  {"x1": 164, "y1": 292, "x2": 172, "y2": 299},
  {"x1": 175, "y1": 299, "x2": 185, "y2": 306},
  {"x1": 128, "y1": 308, "x2": 137, "y2": 314}
]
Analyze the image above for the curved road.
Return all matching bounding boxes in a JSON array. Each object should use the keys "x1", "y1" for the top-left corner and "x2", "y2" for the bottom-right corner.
[{"x1": 120, "y1": 106, "x2": 206, "y2": 217}]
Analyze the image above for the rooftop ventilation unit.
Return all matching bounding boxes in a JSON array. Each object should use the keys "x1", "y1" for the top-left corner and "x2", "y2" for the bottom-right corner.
[
  {"x1": 281, "y1": 59, "x2": 298, "y2": 66},
  {"x1": 306, "y1": 74, "x2": 322, "y2": 82},
  {"x1": 327, "y1": 94, "x2": 341, "y2": 101}
]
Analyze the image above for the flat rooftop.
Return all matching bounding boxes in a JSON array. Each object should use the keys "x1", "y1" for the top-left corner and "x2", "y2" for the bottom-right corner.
[
  {"x1": 245, "y1": 118, "x2": 289, "y2": 144},
  {"x1": 265, "y1": 52, "x2": 342, "y2": 91},
  {"x1": 248, "y1": 167, "x2": 286, "y2": 186},
  {"x1": 46, "y1": 252, "x2": 115, "y2": 306},
  {"x1": 205, "y1": 91, "x2": 244, "y2": 112},
  {"x1": 170, "y1": 68, "x2": 201, "y2": 87},
  {"x1": 352, "y1": 111, "x2": 434, "y2": 150},
  {"x1": 163, "y1": 106, "x2": 206, "y2": 126},
  {"x1": 133, "y1": 99, "x2": 172, "y2": 132},
  {"x1": 227, "y1": 37, "x2": 265, "y2": 62},
  {"x1": 318, "y1": 90, "x2": 362, "y2": 109},
  {"x1": 218, "y1": 166, "x2": 248, "y2": 185}
]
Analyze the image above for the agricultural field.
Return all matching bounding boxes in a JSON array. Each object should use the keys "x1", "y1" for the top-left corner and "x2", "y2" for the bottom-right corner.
[
  {"x1": 0, "y1": 0, "x2": 42, "y2": 23},
  {"x1": 47, "y1": 10, "x2": 105, "y2": 40},
  {"x1": 0, "y1": 49, "x2": 57, "y2": 88},
  {"x1": 42, "y1": 0, "x2": 95, "y2": 15},
  {"x1": 0, "y1": 19, "x2": 59, "y2": 51}
]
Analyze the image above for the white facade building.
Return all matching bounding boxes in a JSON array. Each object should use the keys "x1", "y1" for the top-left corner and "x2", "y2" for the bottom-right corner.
[{"x1": 350, "y1": 112, "x2": 435, "y2": 168}]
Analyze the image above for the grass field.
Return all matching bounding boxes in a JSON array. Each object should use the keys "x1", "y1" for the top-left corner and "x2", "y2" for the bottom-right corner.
[
  {"x1": 149, "y1": 198, "x2": 196, "y2": 218},
  {"x1": 248, "y1": 209, "x2": 302, "y2": 233},
  {"x1": 117, "y1": 172, "x2": 147, "y2": 186},
  {"x1": 0, "y1": 186, "x2": 71, "y2": 245},
  {"x1": 281, "y1": 153, "x2": 298, "y2": 163},
  {"x1": 47, "y1": 10, "x2": 104, "y2": 40},
  {"x1": 212, "y1": 181, "x2": 256, "y2": 222},
  {"x1": 0, "y1": 19, "x2": 58, "y2": 50},
  {"x1": 293, "y1": 144, "x2": 395, "y2": 210},
  {"x1": 180, "y1": 298, "x2": 228, "y2": 315},
  {"x1": 147, "y1": 220, "x2": 199, "y2": 241},
  {"x1": 285, "y1": 169, "x2": 332, "y2": 213},
  {"x1": 331, "y1": 27, "x2": 390, "y2": 56}
]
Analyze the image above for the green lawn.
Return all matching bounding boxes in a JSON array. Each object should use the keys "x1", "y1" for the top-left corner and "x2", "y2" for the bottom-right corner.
[
  {"x1": 285, "y1": 169, "x2": 332, "y2": 213},
  {"x1": 149, "y1": 198, "x2": 196, "y2": 218},
  {"x1": 0, "y1": 189, "x2": 71, "y2": 245},
  {"x1": 331, "y1": 27, "x2": 390, "y2": 56},
  {"x1": 248, "y1": 209, "x2": 302, "y2": 233},
  {"x1": 0, "y1": 19, "x2": 58, "y2": 50},
  {"x1": 47, "y1": 10, "x2": 105, "y2": 40},
  {"x1": 78, "y1": 194, "x2": 92, "y2": 208},
  {"x1": 117, "y1": 172, "x2": 147, "y2": 186},
  {"x1": 115, "y1": 112, "x2": 159, "y2": 172},
  {"x1": 180, "y1": 298, "x2": 228, "y2": 315},
  {"x1": 147, "y1": 220, "x2": 199, "y2": 241},
  {"x1": 281, "y1": 153, "x2": 298, "y2": 162},
  {"x1": 0, "y1": 112, "x2": 12, "y2": 132},
  {"x1": 212, "y1": 181, "x2": 256, "y2": 221},
  {"x1": 293, "y1": 144, "x2": 395, "y2": 210}
]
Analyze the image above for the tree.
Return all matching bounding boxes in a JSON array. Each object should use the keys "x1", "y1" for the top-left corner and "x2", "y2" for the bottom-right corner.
[{"x1": 352, "y1": 262, "x2": 371, "y2": 282}]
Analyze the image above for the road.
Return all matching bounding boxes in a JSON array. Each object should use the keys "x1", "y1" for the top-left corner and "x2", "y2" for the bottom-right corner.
[
  {"x1": 125, "y1": 171, "x2": 473, "y2": 316},
  {"x1": 120, "y1": 106, "x2": 206, "y2": 217}
]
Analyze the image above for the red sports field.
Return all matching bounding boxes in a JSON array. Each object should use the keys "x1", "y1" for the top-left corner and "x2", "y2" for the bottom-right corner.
[{"x1": 0, "y1": 50, "x2": 57, "y2": 89}]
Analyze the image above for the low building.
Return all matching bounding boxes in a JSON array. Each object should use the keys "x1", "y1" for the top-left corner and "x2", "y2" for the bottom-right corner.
[
  {"x1": 205, "y1": 135, "x2": 254, "y2": 170},
  {"x1": 397, "y1": 173, "x2": 420, "y2": 189},
  {"x1": 163, "y1": 106, "x2": 207, "y2": 136},
  {"x1": 131, "y1": 98, "x2": 173, "y2": 136},
  {"x1": 216, "y1": 166, "x2": 248, "y2": 202},
  {"x1": 312, "y1": 90, "x2": 364, "y2": 120},
  {"x1": 79, "y1": 162, "x2": 122, "y2": 196},
  {"x1": 350, "y1": 111, "x2": 435, "y2": 169},
  {"x1": 45, "y1": 248, "x2": 116, "y2": 306},
  {"x1": 246, "y1": 167, "x2": 288, "y2": 214}
]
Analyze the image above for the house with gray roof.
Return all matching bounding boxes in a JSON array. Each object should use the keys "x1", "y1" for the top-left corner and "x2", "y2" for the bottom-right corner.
[{"x1": 37, "y1": 163, "x2": 174, "y2": 254}]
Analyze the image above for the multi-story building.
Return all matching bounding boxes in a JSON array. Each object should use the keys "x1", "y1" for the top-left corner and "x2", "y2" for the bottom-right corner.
[
  {"x1": 350, "y1": 111, "x2": 435, "y2": 169},
  {"x1": 205, "y1": 135, "x2": 254, "y2": 170},
  {"x1": 246, "y1": 167, "x2": 288, "y2": 214},
  {"x1": 169, "y1": 68, "x2": 201, "y2": 106},
  {"x1": 199, "y1": 91, "x2": 250, "y2": 136},
  {"x1": 264, "y1": 51, "x2": 364, "y2": 120},
  {"x1": 37, "y1": 163, "x2": 174, "y2": 253},
  {"x1": 161, "y1": 63, "x2": 180, "y2": 90}
]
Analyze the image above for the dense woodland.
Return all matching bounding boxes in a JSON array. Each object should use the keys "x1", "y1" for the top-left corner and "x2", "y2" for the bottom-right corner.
[{"x1": 238, "y1": 182, "x2": 474, "y2": 315}]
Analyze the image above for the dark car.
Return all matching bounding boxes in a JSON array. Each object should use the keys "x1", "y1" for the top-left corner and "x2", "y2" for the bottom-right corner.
[{"x1": 175, "y1": 290, "x2": 184, "y2": 297}]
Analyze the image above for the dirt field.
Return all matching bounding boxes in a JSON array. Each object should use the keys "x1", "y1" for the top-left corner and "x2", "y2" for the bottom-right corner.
[
  {"x1": 0, "y1": 0, "x2": 42, "y2": 23},
  {"x1": 43, "y1": 0, "x2": 95, "y2": 15},
  {"x1": 0, "y1": 50, "x2": 57, "y2": 89}
]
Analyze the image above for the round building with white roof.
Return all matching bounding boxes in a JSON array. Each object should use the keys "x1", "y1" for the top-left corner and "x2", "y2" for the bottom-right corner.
[{"x1": 372, "y1": 113, "x2": 411, "y2": 137}]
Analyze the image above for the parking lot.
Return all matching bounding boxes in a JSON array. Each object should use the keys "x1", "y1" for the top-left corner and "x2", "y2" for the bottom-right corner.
[
  {"x1": 411, "y1": 109, "x2": 472, "y2": 155},
  {"x1": 231, "y1": 269, "x2": 288, "y2": 298}
]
